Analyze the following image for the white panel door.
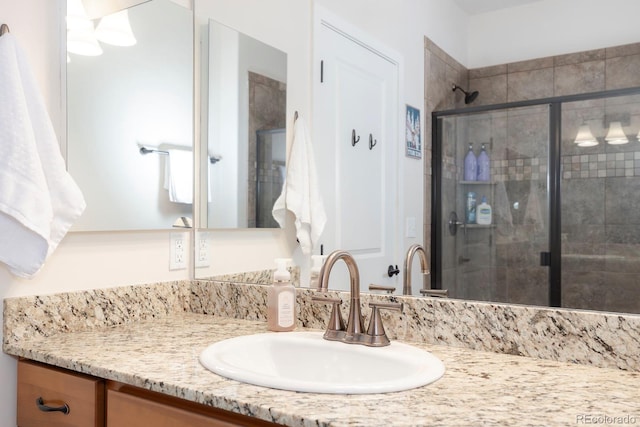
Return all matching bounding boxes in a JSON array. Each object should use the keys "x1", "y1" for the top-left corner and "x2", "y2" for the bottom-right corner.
[{"x1": 313, "y1": 19, "x2": 400, "y2": 292}]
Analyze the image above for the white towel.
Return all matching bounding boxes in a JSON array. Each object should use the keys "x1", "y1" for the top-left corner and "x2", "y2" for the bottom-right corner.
[
  {"x1": 164, "y1": 149, "x2": 193, "y2": 204},
  {"x1": 0, "y1": 34, "x2": 86, "y2": 278},
  {"x1": 272, "y1": 116, "x2": 327, "y2": 254}
]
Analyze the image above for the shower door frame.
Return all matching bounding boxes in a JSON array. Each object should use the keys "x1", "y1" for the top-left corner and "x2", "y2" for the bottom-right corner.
[{"x1": 431, "y1": 86, "x2": 640, "y2": 307}]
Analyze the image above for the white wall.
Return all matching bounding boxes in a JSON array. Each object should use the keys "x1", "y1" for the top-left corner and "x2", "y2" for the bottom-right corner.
[{"x1": 467, "y1": 0, "x2": 640, "y2": 68}]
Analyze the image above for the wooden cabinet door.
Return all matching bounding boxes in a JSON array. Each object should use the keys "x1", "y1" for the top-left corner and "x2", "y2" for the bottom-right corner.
[{"x1": 17, "y1": 360, "x2": 105, "y2": 427}]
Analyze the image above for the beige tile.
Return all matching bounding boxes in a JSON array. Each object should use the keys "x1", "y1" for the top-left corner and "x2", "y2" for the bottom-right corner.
[
  {"x1": 449, "y1": 66, "x2": 470, "y2": 108},
  {"x1": 469, "y1": 74, "x2": 507, "y2": 106},
  {"x1": 554, "y1": 48, "x2": 606, "y2": 66},
  {"x1": 425, "y1": 37, "x2": 453, "y2": 67},
  {"x1": 508, "y1": 56, "x2": 554, "y2": 73},
  {"x1": 507, "y1": 68, "x2": 554, "y2": 101},
  {"x1": 606, "y1": 54, "x2": 640, "y2": 89},
  {"x1": 554, "y1": 60, "x2": 606, "y2": 96},
  {"x1": 606, "y1": 42, "x2": 640, "y2": 59},
  {"x1": 469, "y1": 64, "x2": 507, "y2": 79},
  {"x1": 426, "y1": 51, "x2": 456, "y2": 111}
]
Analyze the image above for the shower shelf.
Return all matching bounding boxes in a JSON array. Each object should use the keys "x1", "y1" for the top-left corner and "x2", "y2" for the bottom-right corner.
[
  {"x1": 459, "y1": 181, "x2": 495, "y2": 185},
  {"x1": 462, "y1": 224, "x2": 496, "y2": 229}
]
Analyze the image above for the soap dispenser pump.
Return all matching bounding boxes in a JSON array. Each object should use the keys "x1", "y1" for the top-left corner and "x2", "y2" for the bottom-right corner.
[{"x1": 267, "y1": 258, "x2": 296, "y2": 331}]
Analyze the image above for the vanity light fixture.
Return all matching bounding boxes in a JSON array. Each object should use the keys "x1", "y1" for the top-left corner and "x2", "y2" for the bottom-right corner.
[
  {"x1": 67, "y1": 21, "x2": 103, "y2": 56},
  {"x1": 95, "y1": 9, "x2": 137, "y2": 47},
  {"x1": 66, "y1": 0, "x2": 103, "y2": 56},
  {"x1": 66, "y1": 0, "x2": 91, "y2": 31},
  {"x1": 574, "y1": 123, "x2": 598, "y2": 147},
  {"x1": 605, "y1": 121, "x2": 629, "y2": 145}
]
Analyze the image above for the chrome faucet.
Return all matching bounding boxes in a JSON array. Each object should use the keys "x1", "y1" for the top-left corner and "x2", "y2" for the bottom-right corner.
[
  {"x1": 312, "y1": 250, "x2": 402, "y2": 347},
  {"x1": 403, "y1": 244, "x2": 430, "y2": 295}
]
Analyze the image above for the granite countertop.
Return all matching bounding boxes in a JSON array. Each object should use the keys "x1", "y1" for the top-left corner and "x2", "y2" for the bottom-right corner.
[{"x1": 5, "y1": 313, "x2": 639, "y2": 427}]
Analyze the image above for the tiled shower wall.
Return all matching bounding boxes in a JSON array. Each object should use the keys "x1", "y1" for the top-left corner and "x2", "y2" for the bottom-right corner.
[{"x1": 425, "y1": 38, "x2": 640, "y2": 313}]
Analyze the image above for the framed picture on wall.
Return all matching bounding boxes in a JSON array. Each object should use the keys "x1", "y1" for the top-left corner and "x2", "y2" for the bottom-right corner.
[{"x1": 405, "y1": 104, "x2": 421, "y2": 159}]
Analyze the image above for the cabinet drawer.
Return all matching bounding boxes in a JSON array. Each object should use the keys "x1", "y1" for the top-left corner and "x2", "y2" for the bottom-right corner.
[
  {"x1": 106, "y1": 384, "x2": 277, "y2": 427},
  {"x1": 17, "y1": 360, "x2": 104, "y2": 427}
]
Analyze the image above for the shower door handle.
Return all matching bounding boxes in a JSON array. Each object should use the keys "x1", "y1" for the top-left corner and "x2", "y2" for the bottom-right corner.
[{"x1": 448, "y1": 211, "x2": 464, "y2": 236}]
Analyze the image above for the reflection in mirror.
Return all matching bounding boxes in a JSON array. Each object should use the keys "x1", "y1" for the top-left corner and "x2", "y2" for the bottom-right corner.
[
  {"x1": 67, "y1": 0, "x2": 193, "y2": 231},
  {"x1": 255, "y1": 128, "x2": 286, "y2": 228},
  {"x1": 199, "y1": 19, "x2": 287, "y2": 229}
]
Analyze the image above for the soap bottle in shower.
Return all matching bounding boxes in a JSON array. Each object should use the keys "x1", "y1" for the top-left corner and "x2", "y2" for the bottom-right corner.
[
  {"x1": 477, "y1": 143, "x2": 490, "y2": 182},
  {"x1": 466, "y1": 191, "x2": 477, "y2": 224},
  {"x1": 464, "y1": 143, "x2": 477, "y2": 181},
  {"x1": 267, "y1": 259, "x2": 296, "y2": 332},
  {"x1": 477, "y1": 196, "x2": 492, "y2": 225}
]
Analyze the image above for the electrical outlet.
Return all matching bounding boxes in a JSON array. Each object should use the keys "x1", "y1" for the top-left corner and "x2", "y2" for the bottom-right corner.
[
  {"x1": 170, "y1": 232, "x2": 187, "y2": 270},
  {"x1": 195, "y1": 232, "x2": 210, "y2": 268}
]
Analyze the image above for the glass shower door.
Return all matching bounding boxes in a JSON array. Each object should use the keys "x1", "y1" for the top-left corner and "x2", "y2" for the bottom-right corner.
[
  {"x1": 435, "y1": 105, "x2": 551, "y2": 305},
  {"x1": 560, "y1": 93, "x2": 640, "y2": 314}
]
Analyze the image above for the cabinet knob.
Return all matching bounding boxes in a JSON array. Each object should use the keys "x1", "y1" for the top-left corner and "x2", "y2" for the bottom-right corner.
[{"x1": 36, "y1": 397, "x2": 70, "y2": 415}]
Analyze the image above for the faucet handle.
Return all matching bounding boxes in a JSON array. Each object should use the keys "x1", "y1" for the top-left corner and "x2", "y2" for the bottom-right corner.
[
  {"x1": 311, "y1": 296, "x2": 345, "y2": 335},
  {"x1": 419, "y1": 289, "x2": 448, "y2": 298},
  {"x1": 365, "y1": 301, "x2": 403, "y2": 347},
  {"x1": 368, "y1": 284, "x2": 396, "y2": 294}
]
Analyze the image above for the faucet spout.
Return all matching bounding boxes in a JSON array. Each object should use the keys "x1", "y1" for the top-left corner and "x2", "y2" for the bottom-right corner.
[
  {"x1": 318, "y1": 250, "x2": 364, "y2": 339},
  {"x1": 403, "y1": 244, "x2": 429, "y2": 295}
]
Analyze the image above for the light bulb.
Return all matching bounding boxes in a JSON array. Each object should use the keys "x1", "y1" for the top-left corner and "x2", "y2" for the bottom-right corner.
[
  {"x1": 67, "y1": 22, "x2": 103, "y2": 56},
  {"x1": 66, "y1": 0, "x2": 91, "y2": 31},
  {"x1": 95, "y1": 10, "x2": 137, "y2": 46},
  {"x1": 574, "y1": 124, "x2": 598, "y2": 147},
  {"x1": 605, "y1": 121, "x2": 629, "y2": 145}
]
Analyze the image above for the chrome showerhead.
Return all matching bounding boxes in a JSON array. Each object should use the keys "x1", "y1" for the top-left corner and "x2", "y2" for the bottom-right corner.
[{"x1": 452, "y1": 84, "x2": 479, "y2": 104}]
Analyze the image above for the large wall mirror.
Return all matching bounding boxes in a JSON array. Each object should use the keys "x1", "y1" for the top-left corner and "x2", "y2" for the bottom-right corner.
[
  {"x1": 67, "y1": 0, "x2": 193, "y2": 231},
  {"x1": 196, "y1": 17, "x2": 287, "y2": 229}
]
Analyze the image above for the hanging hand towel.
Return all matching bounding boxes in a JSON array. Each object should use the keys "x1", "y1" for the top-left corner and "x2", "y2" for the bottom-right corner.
[
  {"x1": 272, "y1": 116, "x2": 327, "y2": 254},
  {"x1": 0, "y1": 33, "x2": 86, "y2": 278},
  {"x1": 163, "y1": 149, "x2": 193, "y2": 204}
]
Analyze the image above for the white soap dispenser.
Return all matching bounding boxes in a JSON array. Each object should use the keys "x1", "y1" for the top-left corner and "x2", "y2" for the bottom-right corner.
[{"x1": 267, "y1": 258, "x2": 296, "y2": 332}]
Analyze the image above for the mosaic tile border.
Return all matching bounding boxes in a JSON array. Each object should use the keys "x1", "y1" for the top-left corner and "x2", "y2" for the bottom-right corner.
[{"x1": 443, "y1": 152, "x2": 640, "y2": 181}]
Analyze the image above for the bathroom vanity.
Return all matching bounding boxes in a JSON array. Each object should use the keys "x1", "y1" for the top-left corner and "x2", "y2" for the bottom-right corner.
[
  {"x1": 17, "y1": 359, "x2": 274, "y2": 426},
  {"x1": 4, "y1": 281, "x2": 640, "y2": 426}
]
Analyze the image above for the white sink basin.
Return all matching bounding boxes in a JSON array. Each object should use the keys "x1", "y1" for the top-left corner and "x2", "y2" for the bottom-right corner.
[{"x1": 199, "y1": 332, "x2": 444, "y2": 394}]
